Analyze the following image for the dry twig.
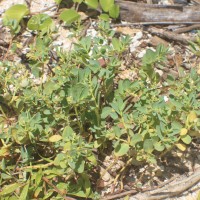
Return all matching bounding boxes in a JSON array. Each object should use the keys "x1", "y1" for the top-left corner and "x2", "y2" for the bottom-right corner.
[
  {"x1": 101, "y1": 168, "x2": 200, "y2": 200},
  {"x1": 146, "y1": 27, "x2": 196, "y2": 44}
]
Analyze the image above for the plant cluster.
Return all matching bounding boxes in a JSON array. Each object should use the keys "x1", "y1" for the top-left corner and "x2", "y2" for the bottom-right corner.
[
  {"x1": 2, "y1": 0, "x2": 119, "y2": 36},
  {"x1": 1, "y1": 2, "x2": 200, "y2": 199}
]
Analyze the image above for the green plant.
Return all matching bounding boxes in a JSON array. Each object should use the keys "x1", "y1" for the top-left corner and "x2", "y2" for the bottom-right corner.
[
  {"x1": 57, "y1": 0, "x2": 120, "y2": 25},
  {"x1": 1, "y1": 19, "x2": 200, "y2": 199},
  {"x1": 2, "y1": 4, "x2": 29, "y2": 35},
  {"x1": 189, "y1": 30, "x2": 200, "y2": 56}
]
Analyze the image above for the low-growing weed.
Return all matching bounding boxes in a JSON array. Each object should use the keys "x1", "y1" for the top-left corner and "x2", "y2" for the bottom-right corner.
[{"x1": 0, "y1": 21, "x2": 200, "y2": 199}]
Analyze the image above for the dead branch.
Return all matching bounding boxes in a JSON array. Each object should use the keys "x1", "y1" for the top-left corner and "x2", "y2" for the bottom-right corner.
[
  {"x1": 116, "y1": 0, "x2": 200, "y2": 23},
  {"x1": 146, "y1": 27, "x2": 196, "y2": 44},
  {"x1": 174, "y1": 24, "x2": 200, "y2": 33}
]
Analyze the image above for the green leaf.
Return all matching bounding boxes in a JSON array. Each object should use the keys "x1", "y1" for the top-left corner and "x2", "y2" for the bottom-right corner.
[
  {"x1": 35, "y1": 169, "x2": 43, "y2": 186},
  {"x1": 100, "y1": 0, "x2": 114, "y2": 12},
  {"x1": 3, "y1": 4, "x2": 29, "y2": 24},
  {"x1": 54, "y1": 0, "x2": 62, "y2": 4},
  {"x1": 27, "y1": 14, "x2": 53, "y2": 31},
  {"x1": 99, "y1": 14, "x2": 110, "y2": 21},
  {"x1": 143, "y1": 139, "x2": 154, "y2": 153},
  {"x1": 84, "y1": 0, "x2": 98, "y2": 9},
  {"x1": 59, "y1": 9, "x2": 80, "y2": 25},
  {"x1": 153, "y1": 142, "x2": 165, "y2": 152},
  {"x1": 68, "y1": 84, "x2": 89, "y2": 103},
  {"x1": 75, "y1": 158, "x2": 85, "y2": 173},
  {"x1": 130, "y1": 134, "x2": 142, "y2": 146},
  {"x1": 73, "y1": 0, "x2": 83, "y2": 3},
  {"x1": 112, "y1": 38, "x2": 121, "y2": 51},
  {"x1": 114, "y1": 143, "x2": 130, "y2": 157},
  {"x1": 109, "y1": 4, "x2": 119, "y2": 19},
  {"x1": 0, "y1": 183, "x2": 22, "y2": 196},
  {"x1": 81, "y1": 173, "x2": 91, "y2": 197},
  {"x1": 62, "y1": 126, "x2": 75, "y2": 140},
  {"x1": 87, "y1": 154, "x2": 97, "y2": 165},
  {"x1": 54, "y1": 153, "x2": 66, "y2": 166},
  {"x1": 181, "y1": 135, "x2": 192, "y2": 144},
  {"x1": 43, "y1": 81, "x2": 58, "y2": 95},
  {"x1": 101, "y1": 107, "x2": 113, "y2": 119},
  {"x1": 69, "y1": 157, "x2": 85, "y2": 173},
  {"x1": 19, "y1": 180, "x2": 30, "y2": 200}
]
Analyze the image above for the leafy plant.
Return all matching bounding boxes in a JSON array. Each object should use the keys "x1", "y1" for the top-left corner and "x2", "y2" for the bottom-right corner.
[
  {"x1": 58, "y1": 0, "x2": 119, "y2": 25},
  {"x1": 1, "y1": 15, "x2": 200, "y2": 199},
  {"x1": 189, "y1": 31, "x2": 200, "y2": 56},
  {"x1": 2, "y1": 4, "x2": 29, "y2": 34},
  {"x1": 27, "y1": 14, "x2": 54, "y2": 34}
]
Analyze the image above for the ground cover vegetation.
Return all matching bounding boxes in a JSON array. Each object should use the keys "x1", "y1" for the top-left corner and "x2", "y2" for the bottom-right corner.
[{"x1": 0, "y1": 0, "x2": 200, "y2": 199}]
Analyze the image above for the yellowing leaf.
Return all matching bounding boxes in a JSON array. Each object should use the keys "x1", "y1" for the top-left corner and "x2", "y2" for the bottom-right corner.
[
  {"x1": 49, "y1": 135, "x2": 62, "y2": 142},
  {"x1": 0, "y1": 147, "x2": 10, "y2": 157},
  {"x1": 181, "y1": 135, "x2": 192, "y2": 144},
  {"x1": 175, "y1": 143, "x2": 187, "y2": 151},
  {"x1": 187, "y1": 111, "x2": 197, "y2": 123},
  {"x1": 180, "y1": 128, "x2": 188, "y2": 136},
  {"x1": 124, "y1": 195, "x2": 130, "y2": 200},
  {"x1": 197, "y1": 190, "x2": 200, "y2": 200}
]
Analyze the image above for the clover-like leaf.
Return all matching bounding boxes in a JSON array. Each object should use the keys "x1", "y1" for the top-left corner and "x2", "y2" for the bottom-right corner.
[
  {"x1": 28, "y1": 14, "x2": 53, "y2": 31},
  {"x1": 59, "y1": 9, "x2": 80, "y2": 25},
  {"x1": 109, "y1": 4, "x2": 119, "y2": 19},
  {"x1": 99, "y1": 13, "x2": 110, "y2": 21},
  {"x1": 100, "y1": 0, "x2": 114, "y2": 12},
  {"x1": 84, "y1": 0, "x2": 98, "y2": 9},
  {"x1": 3, "y1": 4, "x2": 29, "y2": 25}
]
